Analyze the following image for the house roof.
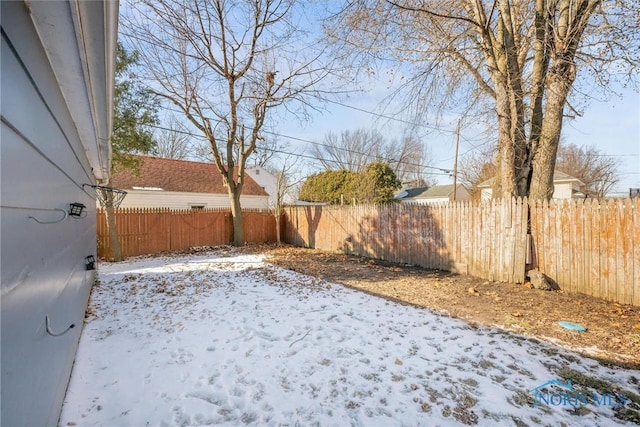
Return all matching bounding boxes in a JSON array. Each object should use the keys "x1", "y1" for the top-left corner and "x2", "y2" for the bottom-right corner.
[
  {"x1": 400, "y1": 184, "x2": 466, "y2": 199},
  {"x1": 110, "y1": 156, "x2": 268, "y2": 196},
  {"x1": 478, "y1": 170, "x2": 584, "y2": 188}
]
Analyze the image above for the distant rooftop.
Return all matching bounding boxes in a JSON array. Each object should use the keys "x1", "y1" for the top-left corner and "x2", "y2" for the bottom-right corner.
[
  {"x1": 111, "y1": 155, "x2": 268, "y2": 196},
  {"x1": 398, "y1": 184, "x2": 467, "y2": 199},
  {"x1": 478, "y1": 170, "x2": 584, "y2": 188}
]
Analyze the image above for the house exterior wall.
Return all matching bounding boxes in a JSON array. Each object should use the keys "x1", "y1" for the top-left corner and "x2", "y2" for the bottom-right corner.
[
  {"x1": 552, "y1": 182, "x2": 573, "y2": 199},
  {"x1": 1, "y1": 2, "x2": 114, "y2": 426},
  {"x1": 246, "y1": 166, "x2": 278, "y2": 207},
  {"x1": 454, "y1": 186, "x2": 472, "y2": 202},
  {"x1": 118, "y1": 189, "x2": 270, "y2": 210},
  {"x1": 401, "y1": 196, "x2": 450, "y2": 205},
  {"x1": 481, "y1": 182, "x2": 579, "y2": 200}
]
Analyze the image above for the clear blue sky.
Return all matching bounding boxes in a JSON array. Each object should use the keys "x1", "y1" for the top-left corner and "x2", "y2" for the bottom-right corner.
[
  {"x1": 122, "y1": 1, "x2": 639, "y2": 196},
  {"x1": 280, "y1": 85, "x2": 640, "y2": 196},
  {"x1": 275, "y1": 3, "x2": 640, "y2": 196}
]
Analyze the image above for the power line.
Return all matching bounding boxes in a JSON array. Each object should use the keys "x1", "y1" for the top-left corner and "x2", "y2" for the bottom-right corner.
[
  {"x1": 149, "y1": 99, "x2": 478, "y2": 172},
  {"x1": 145, "y1": 122, "x2": 452, "y2": 176},
  {"x1": 591, "y1": 154, "x2": 639, "y2": 157},
  {"x1": 314, "y1": 95, "x2": 453, "y2": 134},
  {"x1": 313, "y1": 95, "x2": 489, "y2": 148},
  {"x1": 147, "y1": 105, "x2": 453, "y2": 173},
  {"x1": 256, "y1": 146, "x2": 452, "y2": 176}
]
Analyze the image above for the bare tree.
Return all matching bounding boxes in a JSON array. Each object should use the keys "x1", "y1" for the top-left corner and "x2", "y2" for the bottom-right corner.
[
  {"x1": 271, "y1": 156, "x2": 299, "y2": 244},
  {"x1": 311, "y1": 128, "x2": 428, "y2": 182},
  {"x1": 556, "y1": 142, "x2": 619, "y2": 198},
  {"x1": 458, "y1": 148, "x2": 497, "y2": 200},
  {"x1": 311, "y1": 128, "x2": 386, "y2": 172},
  {"x1": 382, "y1": 133, "x2": 426, "y2": 183},
  {"x1": 328, "y1": 0, "x2": 639, "y2": 200},
  {"x1": 253, "y1": 134, "x2": 287, "y2": 168},
  {"x1": 122, "y1": 0, "x2": 332, "y2": 245},
  {"x1": 151, "y1": 116, "x2": 194, "y2": 160},
  {"x1": 458, "y1": 141, "x2": 620, "y2": 198}
]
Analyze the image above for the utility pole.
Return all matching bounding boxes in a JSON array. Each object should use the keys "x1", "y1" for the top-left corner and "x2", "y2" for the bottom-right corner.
[{"x1": 452, "y1": 118, "x2": 461, "y2": 201}]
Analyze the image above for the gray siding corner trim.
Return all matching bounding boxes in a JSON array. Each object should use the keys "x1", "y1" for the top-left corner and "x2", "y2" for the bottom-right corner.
[{"x1": 1, "y1": 1, "x2": 116, "y2": 425}]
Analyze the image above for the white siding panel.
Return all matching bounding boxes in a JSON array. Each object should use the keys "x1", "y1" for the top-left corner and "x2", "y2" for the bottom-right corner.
[
  {"x1": 552, "y1": 182, "x2": 572, "y2": 199},
  {"x1": 240, "y1": 195, "x2": 271, "y2": 209},
  {"x1": 118, "y1": 190, "x2": 269, "y2": 210}
]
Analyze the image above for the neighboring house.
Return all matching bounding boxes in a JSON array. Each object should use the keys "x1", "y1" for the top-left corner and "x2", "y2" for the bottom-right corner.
[
  {"x1": 478, "y1": 171, "x2": 586, "y2": 200},
  {"x1": 246, "y1": 164, "x2": 278, "y2": 207},
  {"x1": 110, "y1": 156, "x2": 270, "y2": 210},
  {"x1": 1, "y1": 2, "x2": 117, "y2": 426},
  {"x1": 397, "y1": 184, "x2": 472, "y2": 204}
]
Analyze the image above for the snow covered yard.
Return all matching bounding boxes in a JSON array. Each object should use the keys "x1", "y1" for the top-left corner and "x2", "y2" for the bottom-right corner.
[{"x1": 60, "y1": 248, "x2": 640, "y2": 426}]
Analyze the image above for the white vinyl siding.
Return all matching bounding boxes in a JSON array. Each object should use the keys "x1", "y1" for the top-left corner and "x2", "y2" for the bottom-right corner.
[
  {"x1": 552, "y1": 182, "x2": 577, "y2": 199},
  {"x1": 118, "y1": 190, "x2": 270, "y2": 210},
  {"x1": 481, "y1": 181, "x2": 582, "y2": 200},
  {"x1": 246, "y1": 166, "x2": 280, "y2": 207}
]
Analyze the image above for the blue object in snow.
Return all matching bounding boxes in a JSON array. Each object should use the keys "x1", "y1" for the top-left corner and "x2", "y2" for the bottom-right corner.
[{"x1": 558, "y1": 321, "x2": 587, "y2": 332}]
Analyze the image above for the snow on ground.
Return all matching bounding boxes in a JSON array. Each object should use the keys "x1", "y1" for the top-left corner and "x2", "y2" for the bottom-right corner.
[{"x1": 60, "y1": 248, "x2": 639, "y2": 426}]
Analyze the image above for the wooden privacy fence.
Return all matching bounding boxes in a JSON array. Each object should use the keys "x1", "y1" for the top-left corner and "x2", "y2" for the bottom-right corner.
[
  {"x1": 283, "y1": 198, "x2": 640, "y2": 306},
  {"x1": 529, "y1": 198, "x2": 639, "y2": 306},
  {"x1": 284, "y1": 199, "x2": 528, "y2": 283},
  {"x1": 97, "y1": 208, "x2": 276, "y2": 259}
]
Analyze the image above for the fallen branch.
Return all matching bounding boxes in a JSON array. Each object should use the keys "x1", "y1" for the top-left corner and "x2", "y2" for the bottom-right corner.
[{"x1": 289, "y1": 329, "x2": 312, "y2": 347}]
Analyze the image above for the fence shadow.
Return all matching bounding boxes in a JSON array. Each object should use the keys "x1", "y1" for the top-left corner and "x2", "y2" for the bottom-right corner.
[
  {"x1": 283, "y1": 204, "x2": 454, "y2": 273},
  {"x1": 283, "y1": 199, "x2": 530, "y2": 284},
  {"x1": 284, "y1": 205, "x2": 323, "y2": 248}
]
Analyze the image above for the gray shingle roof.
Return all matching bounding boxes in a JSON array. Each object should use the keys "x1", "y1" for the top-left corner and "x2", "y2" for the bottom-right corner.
[{"x1": 401, "y1": 184, "x2": 466, "y2": 199}]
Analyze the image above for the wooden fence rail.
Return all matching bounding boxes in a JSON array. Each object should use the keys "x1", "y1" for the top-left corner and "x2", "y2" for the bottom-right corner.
[
  {"x1": 97, "y1": 208, "x2": 276, "y2": 259},
  {"x1": 283, "y1": 198, "x2": 639, "y2": 306}
]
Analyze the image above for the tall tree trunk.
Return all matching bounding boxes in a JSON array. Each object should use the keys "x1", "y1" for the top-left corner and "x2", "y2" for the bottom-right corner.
[
  {"x1": 527, "y1": 0, "x2": 550, "y2": 195},
  {"x1": 229, "y1": 191, "x2": 244, "y2": 246},
  {"x1": 275, "y1": 211, "x2": 281, "y2": 244},
  {"x1": 497, "y1": 0, "x2": 529, "y2": 198},
  {"x1": 529, "y1": 61, "x2": 575, "y2": 200},
  {"x1": 493, "y1": 85, "x2": 517, "y2": 199},
  {"x1": 105, "y1": 203, "x2": 123, "y2": 261}
]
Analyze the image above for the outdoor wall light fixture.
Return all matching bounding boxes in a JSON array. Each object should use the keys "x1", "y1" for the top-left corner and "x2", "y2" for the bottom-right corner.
[
  {"x1": 68, "y1": 202, "x2": 86, "y2": 218},
  {"x1": 85, "y1": 255, "x2": 96, "y2": 271}
]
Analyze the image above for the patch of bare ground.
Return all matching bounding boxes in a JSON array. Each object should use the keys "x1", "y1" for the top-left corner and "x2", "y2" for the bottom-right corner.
[{"x1": 243, "y1": 244, "x2": 640, "y2": 368}]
